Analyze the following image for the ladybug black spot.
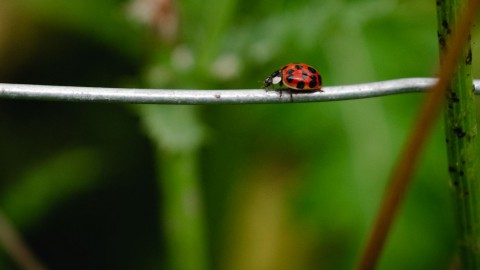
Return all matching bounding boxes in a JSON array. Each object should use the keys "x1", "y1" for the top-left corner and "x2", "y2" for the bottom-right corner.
[
  {"x1": 309, "y1": 79, "x2": 317, "y2": 88},
  {"x1": 286, "y1": 69, "x2": 295, "y2": 75},
  {"x1": 295, "y1": 64, "x2": 303, "y2": 70},
  {"x1": 296, "y1": 81, "x2": 305, "y2": 89},
  {"x1": 307, "y1": 66, "x2": 317, "y2": 73},
  {"x1": 302, "y1": 72, "x2": 308, "y2": 79},
  {"x1": 286, "y1": 75, "x2": 294, "y2": 83}
]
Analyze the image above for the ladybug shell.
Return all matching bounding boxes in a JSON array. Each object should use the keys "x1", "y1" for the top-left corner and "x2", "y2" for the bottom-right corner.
[{"x1": 280, "y1": 63, "x2": 322, "y2": 90}]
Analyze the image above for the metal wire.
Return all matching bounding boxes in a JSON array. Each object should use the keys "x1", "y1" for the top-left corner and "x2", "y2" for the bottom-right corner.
[{"x1": 1, "y1": 78, "x2": 479, "y2": 104}]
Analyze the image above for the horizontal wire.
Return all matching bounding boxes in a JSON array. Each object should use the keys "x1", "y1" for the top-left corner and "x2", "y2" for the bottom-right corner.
[{"x1": 0, "y1": 78, "x2": 479, "y2": 104}]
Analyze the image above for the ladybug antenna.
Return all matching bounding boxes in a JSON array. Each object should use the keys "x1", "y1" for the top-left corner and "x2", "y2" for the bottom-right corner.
[{"x1": 258, "y1": 80, "x2": 266, "y2": 89}]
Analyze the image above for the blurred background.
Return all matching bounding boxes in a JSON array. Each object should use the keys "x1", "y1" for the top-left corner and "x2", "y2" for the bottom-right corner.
[{"x1": 0, "y1": 0, "x2": 479, "y2": 269}]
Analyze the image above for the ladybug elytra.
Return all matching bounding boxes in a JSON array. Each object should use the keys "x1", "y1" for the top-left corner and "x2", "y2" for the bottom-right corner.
[{"x1": 264, "y1": 63, "x2": 322, "y2": 91}]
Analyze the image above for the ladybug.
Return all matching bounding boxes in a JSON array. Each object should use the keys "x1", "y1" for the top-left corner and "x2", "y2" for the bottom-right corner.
[{"x1": 264, "y1": 63, "x2": 322, "y2": 91}]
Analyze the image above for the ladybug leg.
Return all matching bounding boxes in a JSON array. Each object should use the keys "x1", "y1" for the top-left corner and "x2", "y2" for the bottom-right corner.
[
  {"x1": 265, "y1": 85, "x2": 282, "y2": 97},
  {"x1": 278, "y1": 81, "x2": 284, "y2": 98},
  {"x1": 263, "y1": 84, "x2": 275, "y2": 94}
]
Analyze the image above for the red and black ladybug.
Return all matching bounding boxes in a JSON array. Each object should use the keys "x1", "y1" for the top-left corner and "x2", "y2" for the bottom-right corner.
[{"x1": 264, "y1": 63, "x2": 322, "y2": 91}]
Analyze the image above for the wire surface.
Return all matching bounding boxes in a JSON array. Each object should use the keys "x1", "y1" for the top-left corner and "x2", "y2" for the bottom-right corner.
[{"x1": 1, "y1": 78, "x2": 479, "y2": 104}]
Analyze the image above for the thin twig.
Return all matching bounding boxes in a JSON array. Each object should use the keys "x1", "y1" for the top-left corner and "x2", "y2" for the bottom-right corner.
[
  {"x1": 0, "y1": 78, "x2": 480, "y2": 104},
  {"x1": 0, "y1": 210, "x2": 46, "y2": 270},
  {"x1": 356, "y1": 0, "x2": 480, "y2": 269}
]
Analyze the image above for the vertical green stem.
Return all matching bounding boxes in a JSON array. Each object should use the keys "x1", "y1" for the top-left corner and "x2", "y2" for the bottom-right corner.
[
  {"x1": 137, "y1": 105, "x2": 208, "y2": 270},
  {"x1": 158, "y1": 149, "x2": 208, "y2": 270},
  {"x1": 436, "y1": 0, "x2": 480, "y2": 267}
]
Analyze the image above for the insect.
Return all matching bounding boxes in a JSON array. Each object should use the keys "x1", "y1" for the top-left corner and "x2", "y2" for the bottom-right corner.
[{"x1": 263, "y1": 63, "x2": 322, "y2": 91}]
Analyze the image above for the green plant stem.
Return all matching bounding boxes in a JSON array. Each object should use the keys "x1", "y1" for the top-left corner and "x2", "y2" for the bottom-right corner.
[
  {"x1": 357, "y1": 0, "x2": 480, "y2": 269},
  {"x1": 158, "y1": 150, "x2": 208, "y2": 270},
  {"x1": 136, "y1": 105, "x2": 208, "y2": 270},
  {"x1": 437, "y1": 0, "x2": 480, "y2": 267}
]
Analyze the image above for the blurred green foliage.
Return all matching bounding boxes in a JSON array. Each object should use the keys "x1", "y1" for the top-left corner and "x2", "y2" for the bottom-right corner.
[{"x1": 0, "y1": 0, "x2": 477, "y2": 269}]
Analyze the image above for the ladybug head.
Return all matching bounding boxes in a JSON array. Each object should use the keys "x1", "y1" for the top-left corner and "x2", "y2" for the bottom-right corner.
[
  {"x1": 263, "y1": 70, "x2": 282, "y2": 88},
  {"x1": 263, "y1": 76, "x2": 273, "y2": 88}
]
